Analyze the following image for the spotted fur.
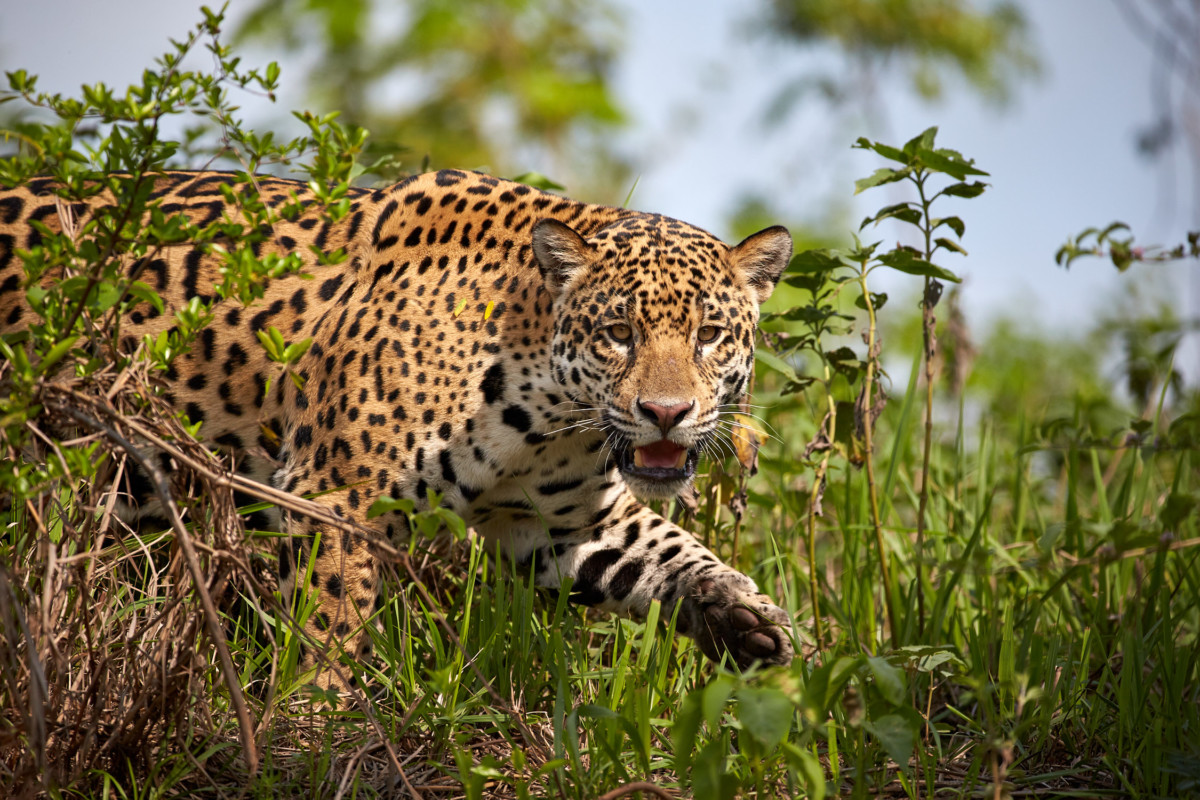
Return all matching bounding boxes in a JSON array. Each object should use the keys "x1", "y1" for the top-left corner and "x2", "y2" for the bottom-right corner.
[{"x1": 0, "y1": 169, "x2": 795, "y2": 687}]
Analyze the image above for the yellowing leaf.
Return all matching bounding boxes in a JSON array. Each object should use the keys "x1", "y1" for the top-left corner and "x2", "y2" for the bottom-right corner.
[
  {"x1": 732, "y1": 413, "x2": 761, "y2": 475},
  {"x1": 484, "y1": 300, "x2": 495, "y2": 320},
  {"x1": 453, "y1": 298, "x2": 467, "y2": 317},
  {"x1": 259, "y1": 422, "x2": 280, "y2": 446}
]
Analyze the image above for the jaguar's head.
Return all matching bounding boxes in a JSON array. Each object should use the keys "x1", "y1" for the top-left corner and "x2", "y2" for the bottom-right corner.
[{"x1": 534, "y1": 214, "x2": 792, "y2": 500}]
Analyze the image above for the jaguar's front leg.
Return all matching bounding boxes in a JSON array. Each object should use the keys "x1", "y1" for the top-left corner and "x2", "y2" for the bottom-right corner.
[
  {"x1": 275, "y1": 497, "x2": 382, "y2": 700},
  {"x1": 510, "y1": 494, "x2": 794, "y2": 669}
]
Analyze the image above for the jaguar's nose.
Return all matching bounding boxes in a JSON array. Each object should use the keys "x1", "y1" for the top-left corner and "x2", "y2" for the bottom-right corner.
[{"x1": 637, "y1": 399, "x2": 694, "y2": 435}]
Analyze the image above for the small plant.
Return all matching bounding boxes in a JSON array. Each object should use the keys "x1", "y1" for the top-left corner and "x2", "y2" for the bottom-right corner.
[{"x1": 758, "y1": 127, "x2": 986, "y2": 654}]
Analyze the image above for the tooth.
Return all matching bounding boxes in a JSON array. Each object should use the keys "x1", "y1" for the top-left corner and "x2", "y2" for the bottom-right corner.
[
  {"x1": 633, "y1": 448, "x2": 645, "y2": 468},
  {"x1": 674, "y1": 450, "x2": 687, "y2": 469}
]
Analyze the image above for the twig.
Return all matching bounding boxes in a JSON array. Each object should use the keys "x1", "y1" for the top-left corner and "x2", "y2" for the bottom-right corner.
[
  {"x1": 55, "y1": 404, "x2": 260, "y2": 775},
  {"x1": 595, "y1": 781, "x2": 677, "y2": 800},
  {"x1": 805, "y1": 362, "x2": 836, "y2": 649},
  {"x1": 914, "y1": 173, "x2": 938, "y2": 640},
  {"x1": 857, "y1": 263, "x2": 899, "y2": 649}
]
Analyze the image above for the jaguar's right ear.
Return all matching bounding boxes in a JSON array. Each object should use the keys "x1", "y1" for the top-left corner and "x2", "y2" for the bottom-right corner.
[{"x1": 532, "y1": 219, "x2": 592, "y2": 298}]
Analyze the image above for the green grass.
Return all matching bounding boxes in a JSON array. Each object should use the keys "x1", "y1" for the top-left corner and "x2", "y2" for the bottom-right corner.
[{"x1": 11, "y1": 303, "x2": 1198, "y2": 799}]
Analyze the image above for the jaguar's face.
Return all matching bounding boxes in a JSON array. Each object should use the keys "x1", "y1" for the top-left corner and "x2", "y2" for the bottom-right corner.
[{"x1": 534, "y1": 215, "x2": 792, "y2": 499}]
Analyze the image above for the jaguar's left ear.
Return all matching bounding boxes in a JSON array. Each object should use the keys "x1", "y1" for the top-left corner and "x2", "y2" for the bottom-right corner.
[
  {"x1": 532, "y1": 219, "x2": 593, "y2": 298},
  {"x1": 730, "y1": 225, "x2": 793, "y2": 304}
]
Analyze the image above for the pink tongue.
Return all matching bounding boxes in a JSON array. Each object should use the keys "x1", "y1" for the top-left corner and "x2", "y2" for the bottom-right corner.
[{"x1": 637, "y1": 440, "x2": 686, "y2": 468}]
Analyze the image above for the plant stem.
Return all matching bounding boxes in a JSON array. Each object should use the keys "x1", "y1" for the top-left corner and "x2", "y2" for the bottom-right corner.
[
  {"x1": 914, "y1": 172, "x2": 937, "y2": 639},
  {"x1": 805, "y1": 361, "x2": 836, "y2": 648},
  {"x1": 857, "y1": 263, "x2": 899, "y2": 649}
]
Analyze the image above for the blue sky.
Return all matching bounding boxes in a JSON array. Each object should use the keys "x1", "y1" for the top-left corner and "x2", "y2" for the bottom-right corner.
[{"x1": 2, "y1": 1, "x2": 1194, "y2": 347}]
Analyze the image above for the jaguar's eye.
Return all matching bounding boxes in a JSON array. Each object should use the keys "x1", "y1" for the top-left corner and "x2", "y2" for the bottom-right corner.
[
  {"x1": 697, "y1": 325, "x2": 721, "y2": 343},
  {"x1": 608, "y1": 323, "x2": 633, "y2": 343}
]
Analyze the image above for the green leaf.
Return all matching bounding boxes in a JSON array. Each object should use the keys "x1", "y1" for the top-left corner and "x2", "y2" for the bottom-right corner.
[
  {"x1": 934, "y1": 237, "x2": 967, "y2": 255},
  {"x1": 854, "y1": 291, "x2": 888, "y2": 311},
  {"x1": 754, "y1": 348, "x2": 800, "y2": 380},
  {"x1": 781, "y1": 743, "x2": 827, "y2": 800},
  {"x1": 1099, "y1": 221, "x2": 1130, "y2": 240},
  {"x1": 434, "y1": 507, "x2": 468, "y2": 540},
  {"x1": 875, "y1": 250, "x2": 961, "y2": 283},
  {"x1": 866, "y1": 655, "x2": 905, "y2": 705},
  {"x1": 844, "y1": 239, "x2": 881, "y2": 262},
  {"x1": 781, "y1": 272, "x2": 825, "y2": 293},
  {"x1": 933, "y1": 216, "x2": 966, "y2": 238},
  {"x1": 93, "y1": 281, "x2": 122, "y2": 313},
  {"x1": 736, "y1": 687, "x2": 793, "y2": 749},
  {"x1": 37, "y1": 336, "x2": 79, "y2": 375},
  {"x1": 367, "y1": 495, "x2": 415, "y2": 519},
  {"x1": 255, "y1": 328, "x2": 281, "y2": 359},
  {"x1": 852, "y1": 137, "x2": 907, "y2": 165},
  {"x1": 703, "y1": 674, "x2": 734, "y2": 729},
  {"x1": 125, "y1": 281, "x2": 165, "y2": 315},
  {"x1": 673, "y1": 692, "x2": 703, "y2": 781},
  {"x1": 281, "y1": 337, "x2": 312, "y2": 362},
  {"x1": 894, "y1": 645, "x2": 964, "y2": 676},
  {"x1": 854, "y1": 167, "x2": 911, "y2": 194},
  {"x1": 772, "y1": 304, "x2": 852, "y2": 326},
  {"x1": 864, "y1": 713, "x2": 917, "y2": 768},
  {"x1": 902, "y1": 127, "x2": 938, "y2": 156},
  {"x1": 508, "y1": 171, "x2": 565, "y2": 192},
  {"x1": 939, "y1": 181, "x2": 987, "y2": 199},
  {"x1": 25, "y1": 285, "x2": 46, "y2": 311},
  {"x1": 788, "y1": 248, "x2": 843, "y2": 274},
  {"x1": 1161, "y1": 491, "x2": 1199, "y2": 528},
  {"x1": 860, "y1": 203, "x2": 922, "y2": 230},
  {"x1": 692, "y1": 740, "x2": 738, "y2": 800},
  {"x1": 916, "y1": 147, "x2": 989, "y2": 181},
  {"x1": 3, "y1": 336, "x2": 31, "y2": 376}
]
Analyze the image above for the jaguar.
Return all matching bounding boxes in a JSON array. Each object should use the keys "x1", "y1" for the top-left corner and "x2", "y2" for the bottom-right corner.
[{"x1": 0, "y1": 169, "x2": 795, "y2": 691}]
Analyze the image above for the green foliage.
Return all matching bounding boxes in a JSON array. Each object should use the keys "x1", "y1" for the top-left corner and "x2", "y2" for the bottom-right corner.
[
  {"x1": 1057, "y1": 222, "x2": 1200, "y2": 272},
  {"x1": 761, "y1": 0, "x2": 1037, "y2": 104},
  {"x1": 235, "y1": 0, "x2": 626, "y2": 187},
  {"x1": 0, "y1": 6, "x2": 366, "y2": 507},
  {"x1": 368, "y1": 489, "x2": 469, "y2": 540}
]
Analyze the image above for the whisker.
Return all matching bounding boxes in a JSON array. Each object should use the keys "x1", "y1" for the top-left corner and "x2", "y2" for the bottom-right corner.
[
  {"x1": 598, "y1": 430, "x2": 620, "y2": 473},
  {"x1": 719, "y1": 419, "x2": 782, "y2": 446},
  {"x1": 543, "y1": 420, "x2": 605, "y2": 437},
  {"x1": 717, "y1": 409, "x2": 782, "y2": 440}
]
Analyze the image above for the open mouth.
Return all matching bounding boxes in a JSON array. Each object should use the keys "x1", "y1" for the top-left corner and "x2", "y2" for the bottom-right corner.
[{"x1": 617, "y1": 438, "x2": 699, "y2": 483}]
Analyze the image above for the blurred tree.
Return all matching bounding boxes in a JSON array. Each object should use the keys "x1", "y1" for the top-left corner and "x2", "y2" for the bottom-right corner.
[
  {"x1": 235, "y1": 0, "x2": 1036, "y2": 202},
  {"x1": 1112, "y1": 0, "x2": 1200, "y2": 225},
  {"x1": 236, "y1": 0, "x2": 626, "y2": 189},
  {"x1": 757, "y1": 0, "x2": 1037, "y2": 120}
]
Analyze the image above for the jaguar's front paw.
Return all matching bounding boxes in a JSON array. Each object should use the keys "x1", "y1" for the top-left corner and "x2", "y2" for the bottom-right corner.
[{"x1": 679, "y1": 574, "x2": 794, "y2": 669}]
